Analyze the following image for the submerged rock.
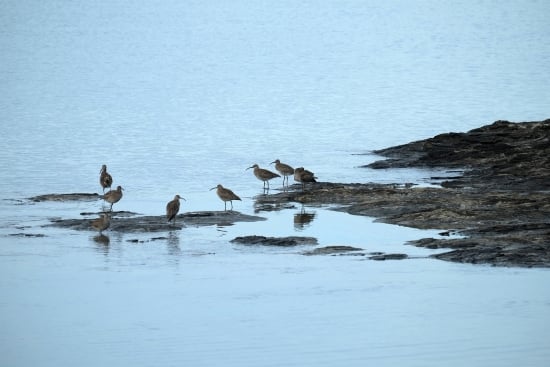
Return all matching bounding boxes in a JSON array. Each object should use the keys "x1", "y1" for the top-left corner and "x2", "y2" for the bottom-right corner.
[
  {"x1": 303, "y1": 245, "x2": 363, "y2": 256},
  {"x1": 368, "y1": 253, "x2": 408, "y2": 261},
  {"x1": 231, "y1": 235, "x2": 318, "y2": 247},
  {"x1": 29, "y1": 193, "x2": 101, "y2": 202},
  {"x1": 182, "y1": 211, "x2": 266, "y2": 227},
  {"x1": 8, "y1": 233, "x2": 47, "y2": 238}
]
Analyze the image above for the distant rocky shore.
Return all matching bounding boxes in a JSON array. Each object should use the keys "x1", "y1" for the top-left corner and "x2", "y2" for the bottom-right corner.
[{"x1": 258, "y1": 119, "x2": 550, "y2": 267}]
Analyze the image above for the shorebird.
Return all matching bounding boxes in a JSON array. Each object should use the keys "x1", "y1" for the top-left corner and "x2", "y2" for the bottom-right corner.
[
  {"x1": 91, "y1": 213, "x2": 110, "y2": 234},
  {"x1": 99, "y1": 165, "x2": 113, "y2": 193},
  {"x1": 294, "y1": 167, "x2": 317, "y2": 190},
  {"x1": 166, "y1": 194, "x2": 185, "y2": 225},
  {"x1": 247, "y1": 164, "x2": 280, "y2": 190},
  {"x1": 210, "y1": 184, "x2": 241, "y2": 211},
  {"x1": 270, "y1": 159, "x2": 294, "y2": 187},
  {"x1": 103, "y1": 185, "x2": 123, "y2": 211}
]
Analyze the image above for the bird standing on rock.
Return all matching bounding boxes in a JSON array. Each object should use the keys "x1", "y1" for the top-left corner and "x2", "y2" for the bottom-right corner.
[
  {"x1": 166, "y1": 194, "x2": 185, "y2": 225},
  {"x1": 99, "y1": 165, "x2": 113, "y2": 193},
  {"x1": 210, "y1": 184, "x2": 241, "y2": 211},
  {"x1": 270, "y1": 159, "x2": 294, "y2": 187},
  {"x1": 294, "y1": 167, "x2": 317, "y2": 190},
  {"x1": 103, "y1": 185, "x2": 123, "y2": 211},
  {"x1": 247, "y1": 164, "x2": 280, "y2": 190}
]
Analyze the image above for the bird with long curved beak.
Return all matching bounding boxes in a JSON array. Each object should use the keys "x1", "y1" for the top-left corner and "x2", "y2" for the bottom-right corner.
[
  {"x1": 210, "y1": 184, "x2": 241, "y2": 211},
  {"x1": 166, "y1": 194, "x2": 186, "y2": 225},
  {"x1": 247, "y1": 164, "x2": 280, "y2": 190}
]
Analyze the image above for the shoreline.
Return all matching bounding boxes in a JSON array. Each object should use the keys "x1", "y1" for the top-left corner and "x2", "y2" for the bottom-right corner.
[{"x1": 23, "y1": 119, "x2": 550, "y2": 268}]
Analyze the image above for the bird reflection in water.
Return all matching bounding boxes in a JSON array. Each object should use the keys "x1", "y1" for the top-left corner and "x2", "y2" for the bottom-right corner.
[
  {"x1": 93, "y1": 234, "x2": 110, "y2": 254},
  {"x1": 294, "y1": 206, "x2": 316, "y2": 231},
  {"x1": 167, "y1": 230, "x2": 181, "y2": 257}
]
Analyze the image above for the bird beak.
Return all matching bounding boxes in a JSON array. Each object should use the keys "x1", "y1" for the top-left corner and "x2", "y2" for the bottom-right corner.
[
  {"x1": 270, "y1": 161, "x2": 275, "y2": 165},
  {"x1": 209, "y1": 187, "x2": 216, "y2": 191},
  {"x1": 181, "y1": 197, "x2": 186, "y2": 201},
  {"x1": 246, "y1": 166, "x2": 252, "y2": 170}
]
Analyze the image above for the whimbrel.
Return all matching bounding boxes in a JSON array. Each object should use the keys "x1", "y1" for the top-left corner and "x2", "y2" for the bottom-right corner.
[
  {"x1": 166, "y1": 194, "x2": 185, "y2": 225},
  {"x1": 247, "y1": 164, "x2": 280, "y2": 190},
  {"x1": 210, "y1": 184, "x2": 241, "y2": 211},
  {"x1": 99, "y1": 165, "x2": 113, "y2": 193},
  {"x1": 294, "y1": 167, "x2": 317, "y2": 190},
  {"x1": 91, "y1": 213, "x2": 110, "y2": 234},
  {"x1": 103, "y1": 185, "x2": 123, "y2": 211},
  {"x1": 270, "y1": 159, "x2": 294, "y2": 187}
]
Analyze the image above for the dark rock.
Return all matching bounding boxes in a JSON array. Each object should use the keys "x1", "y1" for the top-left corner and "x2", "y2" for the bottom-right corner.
[
  {"x1": 369, "y1": 253, "x2": 408, "y2": 261},
  {"x1": 80, "y1": 210, "x2": 137, "y2": 217},
  {"x1": 150, "y1": 236, "x2": 169, "y2": 241},
  {"x1": 182, "y1": 211, "x2": 267, "y2": 227},
  {"x1": 9, "y1": 233, "x2": 46, "y2": 238},
  {"x1": 29, "y1": 193, "x2": 101, "y2": 202},
  {"x1": 125, "y1": 237, "x2": 168, "y2": 243},
  {"x1": 231, "y1": 235, "x2": 318, "y2": 247},
  {"x1": 303, "y1": 245, "x2": 363, "y2": 256},
  {"x1": 48, "y1": 211, "x2": 266, "y2": 233},
  {"x1": 367, "y1": 119, "x2": 550, "y2": 191},
  {"x1": 256, "y1": 119, "x2": 550, "y2": 268}
]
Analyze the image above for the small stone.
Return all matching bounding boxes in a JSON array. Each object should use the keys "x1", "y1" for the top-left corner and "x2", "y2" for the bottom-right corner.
[
  {"x1": 369, "y1": 253, "x2": 408, "y2": 261},
  {"x1": 303, "y1": 246, "x2": 363, "y2": 256}
]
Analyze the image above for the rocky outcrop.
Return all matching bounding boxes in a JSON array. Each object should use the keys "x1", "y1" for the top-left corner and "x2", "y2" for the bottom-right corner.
[
  {"x1": 367, "y1": 119, "x2": 550, "y2": 191},
  {"x1": 257, "y1": 120, "x2": 550, "y2": 267},
  {"x1": 48, "y1": 211, "x2": 266, "y2": 233}
]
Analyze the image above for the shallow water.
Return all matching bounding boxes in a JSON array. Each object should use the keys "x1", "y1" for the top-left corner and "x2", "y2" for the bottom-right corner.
[{"x1": 1, "y1": 1, "x2": 550, "y2": 366}]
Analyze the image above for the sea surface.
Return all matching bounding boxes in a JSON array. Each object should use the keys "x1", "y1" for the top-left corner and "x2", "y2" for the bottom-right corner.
[{"x1": 1, "y1": 1, "x2": 549, "y2": 366}]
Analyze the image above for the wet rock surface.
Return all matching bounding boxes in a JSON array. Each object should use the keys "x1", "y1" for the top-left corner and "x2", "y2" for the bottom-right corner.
[
  {"x1": 8, "y1": 233, "x2": 47, "y2": 238},
  {"x1": 257, "y1": 120, "x2": 550, "y2": 267},
  {"x1": 303, "y1": 245, "x2": 363, "y2": 256},
  {"x1": 29, "y1": 193, "x2": 101, "y2": 202},
  {"x1": 367, "y1": 119, "x2": 550, "y2": 191},
  {"x1": 231, "y1": 235, "x2": 318, "y2": 247},
  {"x1": 48, "y1": 211, "x2": 266, "y2": 233},
  {"x1": 368, "y1": 253, "x2": 409, "y2": 261}
]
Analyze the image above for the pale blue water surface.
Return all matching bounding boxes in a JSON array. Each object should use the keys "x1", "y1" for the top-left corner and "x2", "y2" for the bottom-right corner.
[{"x1": 1, "y1": 1, "x2": 549, "y2": 366}]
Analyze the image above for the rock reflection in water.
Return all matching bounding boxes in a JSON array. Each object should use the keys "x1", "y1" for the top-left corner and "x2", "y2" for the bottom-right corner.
[{"x1": 294, "y1": 207, "x2": 316, "y2": 231}]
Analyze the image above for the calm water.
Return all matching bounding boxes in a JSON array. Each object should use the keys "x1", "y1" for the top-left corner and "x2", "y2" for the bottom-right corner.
[{"x1": 1, "y1": 1, "x2": 549, "y2": 366}]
